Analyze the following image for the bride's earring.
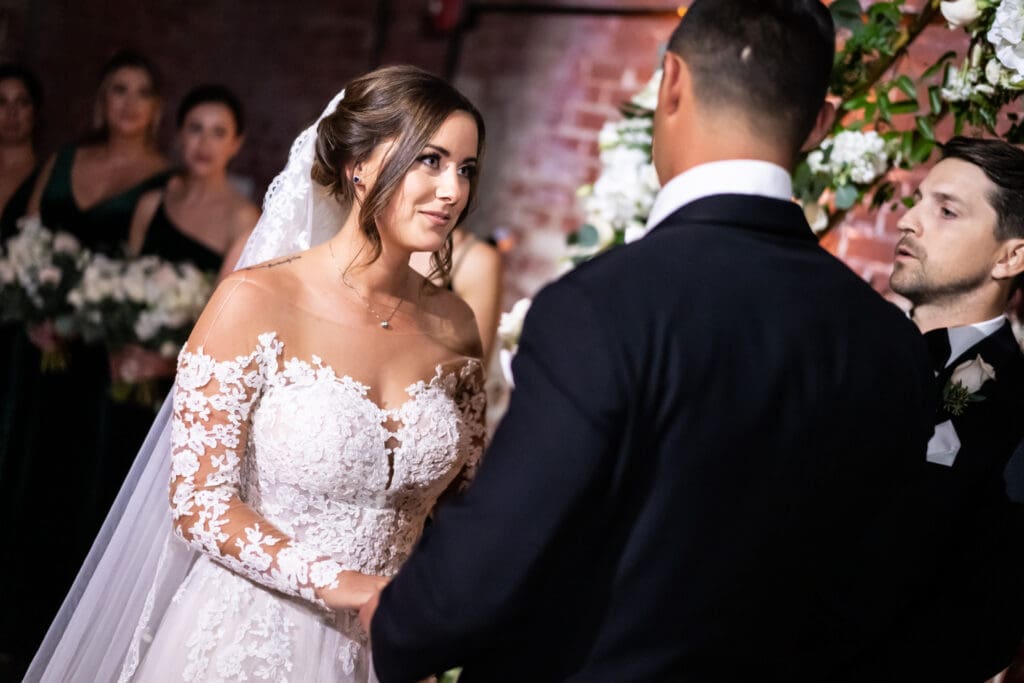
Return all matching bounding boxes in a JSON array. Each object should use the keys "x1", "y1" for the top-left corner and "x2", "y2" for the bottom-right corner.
[{"x1": 352, "y1": 175, "x2": 361, "y2": 184}]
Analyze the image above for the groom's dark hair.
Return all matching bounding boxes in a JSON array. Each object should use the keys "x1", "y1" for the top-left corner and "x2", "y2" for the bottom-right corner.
[{"x1": 668, "y1": 0, "x2": 834, "y2": 152}]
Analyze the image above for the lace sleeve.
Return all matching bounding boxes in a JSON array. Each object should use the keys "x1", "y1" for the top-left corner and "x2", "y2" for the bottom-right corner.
[
  {"x1": 169, "y1": 335, "x2": 344, "y2": 610},
  {"x1": 450, "y1": 360, "x2": 487, "y2": 492}
]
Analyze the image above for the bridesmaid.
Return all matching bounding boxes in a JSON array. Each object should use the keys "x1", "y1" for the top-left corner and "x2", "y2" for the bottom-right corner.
[
  {"x1": 0, "y1": 63, "x2": 43, "y2": 498},
  {"x1": 107, "y1": 84, "x2": 259, "y2": 478},
  {"x1": 128, "y1": 83, "x2": 258, "y2": 279},
  {"x1": 0, "y1": 63, "x2": 42, "y2": 238},
  {"x1": 0, "y1": 50, "x2": 170, "y2": 677}
]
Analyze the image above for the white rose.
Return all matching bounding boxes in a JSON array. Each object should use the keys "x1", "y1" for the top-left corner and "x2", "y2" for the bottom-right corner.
[
  {"x1": 950, "y1": 354, "x2": 996, "y2": 393},
  {"x1": 38, "y1": 265, "x2": 62, "y2": 286},
  {"x1": 941, "y1": 0, "x2": 982, "y2": 28}
]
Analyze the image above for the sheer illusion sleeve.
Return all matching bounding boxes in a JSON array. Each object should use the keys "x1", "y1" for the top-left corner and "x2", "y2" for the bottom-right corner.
[
  {"x1": 445, "y1": 359, "x2": 488, "y2": 496},
  {"x1": 168, "y1": 280, "x2": 344, "y2": 611}
]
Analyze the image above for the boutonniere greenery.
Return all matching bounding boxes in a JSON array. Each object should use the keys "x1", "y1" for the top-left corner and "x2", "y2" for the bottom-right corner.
[{"x1": 943, "y1": 353, "x2": 997, "y2": 416}]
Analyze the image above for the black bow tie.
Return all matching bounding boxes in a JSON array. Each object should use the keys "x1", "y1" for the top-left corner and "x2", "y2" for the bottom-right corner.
[{"x1": 923, "y1": 328, "x2": 951, "y2": 373}]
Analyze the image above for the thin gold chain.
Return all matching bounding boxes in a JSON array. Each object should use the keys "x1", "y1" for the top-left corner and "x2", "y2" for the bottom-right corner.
[{"x1": 328, "y1": 241, "x2": 406, "y2": 330}]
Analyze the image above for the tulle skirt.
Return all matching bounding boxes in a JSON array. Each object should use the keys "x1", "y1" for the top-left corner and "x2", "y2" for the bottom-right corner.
[{"x1": 130, "y1": 556, "x2": 375, "y2": 682}]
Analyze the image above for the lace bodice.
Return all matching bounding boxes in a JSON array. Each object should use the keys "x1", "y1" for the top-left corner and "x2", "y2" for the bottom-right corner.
[{"x1": 169, "y1": 331, "x2": 486, "y2": 612}]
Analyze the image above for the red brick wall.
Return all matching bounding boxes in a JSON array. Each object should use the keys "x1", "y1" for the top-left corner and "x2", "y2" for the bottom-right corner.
[{"x1": 2, "y1": 1, "x2": 981, "y2": 306}]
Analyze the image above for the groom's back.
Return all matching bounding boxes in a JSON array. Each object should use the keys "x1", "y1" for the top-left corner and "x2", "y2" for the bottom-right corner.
[{"x1": 492, "y1": 195, "x2": 935, "y2": 682}]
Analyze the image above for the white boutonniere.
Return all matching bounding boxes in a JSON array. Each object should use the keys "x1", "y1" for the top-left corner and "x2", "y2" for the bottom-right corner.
[{"x1": 943, "y1": 354, "x2": 996, "y2": 416}]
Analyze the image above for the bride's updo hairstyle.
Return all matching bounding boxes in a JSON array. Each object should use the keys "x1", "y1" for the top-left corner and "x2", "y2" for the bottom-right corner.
[{"x1": 312, "y1": 65, "x2": 485, "y2": 284}]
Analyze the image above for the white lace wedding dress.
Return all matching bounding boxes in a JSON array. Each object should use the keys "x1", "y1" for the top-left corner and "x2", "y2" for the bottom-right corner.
[{"x1": 124, "y1": 330, "x2": 485, "y2": 682}]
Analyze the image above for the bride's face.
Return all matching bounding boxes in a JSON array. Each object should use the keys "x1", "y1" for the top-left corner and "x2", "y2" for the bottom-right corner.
[{"x1": 377, "y1": 111, "x2": 480, "y2": 254}]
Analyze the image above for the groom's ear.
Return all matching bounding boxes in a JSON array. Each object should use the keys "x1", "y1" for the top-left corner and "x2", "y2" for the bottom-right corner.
[
  {"x1": 800, "y1": 100, "x2": 837, "y2": 153},
  {"x1": 658, "y1": 51, "x2": 685, "y2": 118}
]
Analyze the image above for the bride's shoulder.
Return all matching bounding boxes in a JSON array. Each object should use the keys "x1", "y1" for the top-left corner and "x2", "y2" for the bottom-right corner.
[
  {"x1": 187, "y1": 261, "x2": 301, "y2": 355},
  {"x1": 417, "y1": 278, "x2": 483, "y2": 360}
]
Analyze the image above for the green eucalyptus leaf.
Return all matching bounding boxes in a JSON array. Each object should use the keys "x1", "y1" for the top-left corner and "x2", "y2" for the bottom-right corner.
[
  {"x1": 916, "y1": 116, "x2": 936, "y2": 141},
  {"x1": 888, "y1": 100, "x2": 918, "y2": 115},
  {"x1": 576, "y1": 224, "x2": 600, "y2": 247},
  {"x1": 835, "y1": 184, "x2": 859, "y2": 210},
  {"x1": 792, "y1": 160, "x2": 812, "y2": 189},
  {"x1": 928, "y1": 86, "x2": 942, "y2": 116},
  {"x1": 831, "y1": 0, "x2": 864, "y2": 31},
  {"x1": 911, "y1": 136, "x2": 935, "y2": 164},
  {"x1": 895, "y1": 75, "x2": 917, "y2": 100},
  {"x1": 843, "y1": 94, "x2": 869, "y2": 111},
  {"x1": 878, "y1": 92, "x2": 892, "y2": 122},
  {"x1": 979, "y1": 106, "x2": 998, "y2": 132},
  {"x1": 901, "y1": 130, "x2": 915, "y2": 162}
]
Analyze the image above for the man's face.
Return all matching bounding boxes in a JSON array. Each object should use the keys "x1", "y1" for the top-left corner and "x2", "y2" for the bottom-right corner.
[{"x1": 890, "y1": 158, "x2": 1002, "y2": 306}]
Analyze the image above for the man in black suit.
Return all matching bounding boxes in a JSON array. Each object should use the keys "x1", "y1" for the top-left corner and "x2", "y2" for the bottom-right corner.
[
  {"x1": 365, "y1": 2, "x2": 935, "y2": 680},
  {"x1": 877, "y1": 137, "x2": 1024, "y2": 682}
]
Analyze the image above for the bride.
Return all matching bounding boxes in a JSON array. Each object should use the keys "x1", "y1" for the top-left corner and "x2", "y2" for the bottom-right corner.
[{"x1": 25, "y1": 65, "x2": 487, "y2": 682}]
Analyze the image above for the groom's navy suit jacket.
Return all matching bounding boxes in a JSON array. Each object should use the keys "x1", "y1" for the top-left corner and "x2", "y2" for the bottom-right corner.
[{"x1": 371, "y1": 194, "x2": 936, "y2": 682}]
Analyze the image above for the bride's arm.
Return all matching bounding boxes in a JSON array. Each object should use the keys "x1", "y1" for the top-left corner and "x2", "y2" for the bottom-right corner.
[{"x1": 169, "y1": 275, "x2": 385, "y2": 612}]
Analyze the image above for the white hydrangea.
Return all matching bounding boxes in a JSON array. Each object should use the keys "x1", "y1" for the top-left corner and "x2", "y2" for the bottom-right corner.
[
  {"x1": 629, "y1": 69, "x2": 662, "y2": 112},
  {"x1": 988, "y1": 0, "x2": 1024, "y2": 78},
  {"x1": 807, "y1": 130, "x2": 891, "y2": 186},
  {"x1": 573, "y1": 117, "x2": 660, "y2": 258}
]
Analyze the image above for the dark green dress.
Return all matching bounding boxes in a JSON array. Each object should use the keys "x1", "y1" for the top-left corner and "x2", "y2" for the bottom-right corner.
[
  {"x1": 141, "y1": 199, "x2": 223, "y2": 272},
  {"x1": 0, "y1": 167, "x2": 40, "y2": 476},
  {"x1": 0, "y1": 144, "x2": 169, "y2": 674}
]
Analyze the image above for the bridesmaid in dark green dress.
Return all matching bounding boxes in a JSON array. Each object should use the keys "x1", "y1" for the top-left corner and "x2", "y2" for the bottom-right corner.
[
  {"x1": 109, "y1": 84, "x2": 258, "y2": 510},
  {"x1": 0, "y1": 51, "x2": 169, "y2": 676},
  {"x1": 0, "y1": 65, "x2": 43, "y2": 493}
]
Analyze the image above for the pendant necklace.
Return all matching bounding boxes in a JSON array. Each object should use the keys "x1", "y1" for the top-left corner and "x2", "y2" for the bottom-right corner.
[{"x1": 329, "y1": 241, "x2": 406, "y2": 330}]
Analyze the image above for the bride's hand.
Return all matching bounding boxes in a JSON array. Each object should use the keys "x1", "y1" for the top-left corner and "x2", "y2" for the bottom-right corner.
[{"x1": 319, "y1": 571, "x2": 389, "y2": 612}]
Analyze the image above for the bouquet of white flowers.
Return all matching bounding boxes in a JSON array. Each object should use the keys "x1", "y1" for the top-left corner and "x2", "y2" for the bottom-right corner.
[
  {"x1": 68, "y1": 254, "x2": 214, "y2": 405},
  {"x1": 0, "y1": 217, "x2": 89, "y2": 370}
]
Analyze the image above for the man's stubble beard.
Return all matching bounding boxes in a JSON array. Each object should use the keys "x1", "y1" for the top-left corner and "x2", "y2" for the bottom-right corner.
[{"x1": 890, "y1": 260, "x2": 990, "y2": 309}]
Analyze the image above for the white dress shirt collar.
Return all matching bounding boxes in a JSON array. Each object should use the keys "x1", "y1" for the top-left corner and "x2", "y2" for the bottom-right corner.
[
  {"x1": 944, "y1": 314, "x2": 1006, "y2": 367},
  {"x1": 645, "y1": 160, "x2": 794, "y2": 231}
]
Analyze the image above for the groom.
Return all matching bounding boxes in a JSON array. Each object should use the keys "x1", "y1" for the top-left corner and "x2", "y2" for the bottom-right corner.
[{"x1": 368, "y1": 2, "x2": 935, "y2": 680}]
